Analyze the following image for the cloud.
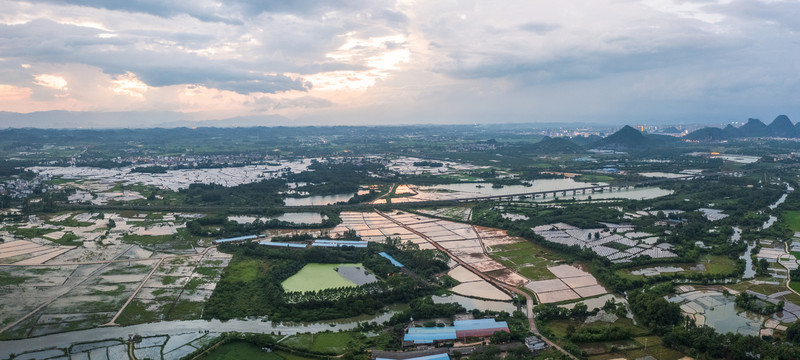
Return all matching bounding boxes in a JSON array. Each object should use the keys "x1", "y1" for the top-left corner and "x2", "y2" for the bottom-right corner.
[
  {"x1": 34, "y1": 74, "x2": 68, "y2": 91},
  {"x1": 21, "y1": 0, "x2": 243, "y2": 24},
  {"x1": 112, "y1": 72, "x2": 148, "y2": 97},
  {"x1": 2, "y1": 0, "x2": 800, "y2": 125},
  {"x1": 0, "y1": 84, "x2": 32, "y2": 101},
  {"x1": 518, "y1": 22, "x2": 560, "y2": 34}
]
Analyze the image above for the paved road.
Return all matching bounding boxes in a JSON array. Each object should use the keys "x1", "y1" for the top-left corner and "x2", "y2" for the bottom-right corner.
[{"x1": 376, "y1": 210, "x2": 576, "y2": 359}]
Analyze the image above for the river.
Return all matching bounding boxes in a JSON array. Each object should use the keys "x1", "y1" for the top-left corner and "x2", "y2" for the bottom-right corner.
[{"x1": 0, "y1": 308, "x2": 402, "y2": 359}]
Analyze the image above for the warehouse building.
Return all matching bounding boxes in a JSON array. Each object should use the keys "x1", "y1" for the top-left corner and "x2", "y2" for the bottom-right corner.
[
  {"x1": 403, "y1": 319, "x2": 510, "y2": 346},
  {"x1": 311, "y1": 239, "x2": 368, "y2": 248},
  {"x1": 454, "y1": 319, "x2": 510, "y2": 338},
  {"x1": 259, "y1": 241, "x2": 308, "y2": 248},
  {"x1": 213, "y1": 234, "x2": 264, "y2": 244}
]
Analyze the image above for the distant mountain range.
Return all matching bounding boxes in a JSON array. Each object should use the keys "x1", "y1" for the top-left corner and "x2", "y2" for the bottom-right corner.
[
  {"x1": 685, "y1": 115, "x2": 797, "y2": 140},
  {"x1": 529, "y1": 125, "x2": 680, "y2": 152},
  {"x1": 586, "y1": 125, "x2": 679, "y2": 150}
]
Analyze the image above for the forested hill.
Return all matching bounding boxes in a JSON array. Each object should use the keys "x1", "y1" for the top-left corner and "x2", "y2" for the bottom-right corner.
[{"x1": 685, "y1": 115, "x2": 797, "y2": 140}]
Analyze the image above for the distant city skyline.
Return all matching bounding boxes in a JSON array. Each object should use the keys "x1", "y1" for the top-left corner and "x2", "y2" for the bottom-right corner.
[{"x1": 1, "y1": 0, "x2": 799, "y2": 127}]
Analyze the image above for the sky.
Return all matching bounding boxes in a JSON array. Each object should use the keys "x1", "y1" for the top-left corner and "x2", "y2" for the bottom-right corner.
[{"x1": 1, "y1": 0, "x2": 799, "y2": 127}]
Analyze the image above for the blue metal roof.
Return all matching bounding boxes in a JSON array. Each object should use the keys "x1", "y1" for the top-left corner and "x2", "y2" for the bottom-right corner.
[
  {"x1": 403, "y1": 327, "x2": 456, "y2": 343},
  {"x1": 453, "y1": 319, "x2": 509, "y2": 331},
  {"x1": 259, "y1": 241, "x2": 307, "y2": 248},
  {"x1": 314, "y1": 239, "x2": 368, "y2": 245},
  {"x1": 311, "y1": 240, "x2": 368, "y2": 248},
  {"x1": 378, "y1": 252, "x2": 404, "y2": 267},
  {"x1": 215, "y1": 235, "x2": 259, "y2": 243},
  {"x1": 377, "y1": 354, "x2": 450, "y2": 360}
]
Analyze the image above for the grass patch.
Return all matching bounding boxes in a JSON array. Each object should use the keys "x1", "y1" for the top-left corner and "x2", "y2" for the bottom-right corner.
[
  {"x1": 185, "y1": 277, "x2": 206, "y2": 291},
  {"x1": 616, "y1": 255, "x2": 738, "y2": 281},
  {"x1": 145, "y1": 212, "x2": 164, "y2": 220},
  {"x1": 545, "y1": 317, "x2": 649, "y2": 342},
  {"x1": 195, "y1": 267, "x2": 221, "y2": 277},
  {"x1": 534, "y1": 349, "x2": 564, "y2": 360},
  {"x1": 169, "y1": 300, "x2": 204, "y2": 320},
  {"x1": 27, "y1": 267, "x2": 58, "y2": 275},
  {"x1": 790, "y1": 281, "x2": 800, "y2": 294},
  {"x1": 488, "y1": 241, "x2": 559, "y2": 281},
  {"x1": 783, "y1": 210, "x2": 800, "y2": 232},
  {"x1": 51, "y1": 231, "x2": 82, "y2": 246},
  {"x1": 542, "y1": 317, "x2": 676, "y2": 360},
  {"x1": 702, "y1": 255, "x2": 738, "y2": 274},
  {"x1": 575, "y1": 174, "x2": 615, "y2": 183},
  {"x1": 116, "y1": 300, "x2": 160, "y2": 325},
  {"x1": 103, "y1": 263, "x2": 151, "y2": 275},
  {"x1": 10, "y1": 226, "x2": 58, "y2": 239},
  {"x1": 161, "y1": 276, "x2": 181, "y2": 285},
  {"x1": 65, "y1": 299, "x2": 124, "y2": 313},
  {"x1": 0, "y1": 272, "x2": 30, "y2": 286},
  {"x1": 281, "y1": 332, "x2": 357, "y2": 354},
  {"x1": 280, "y1": 263, "x2": 358, "y2": 292},
  {"x1": 198, "y1": 341, "x2": 282, "y2": 360},
  {"x1": 89, "y1": 284, "x2": 127, "y2": 296},
  {"x1": 225, "y1": 257, "x2": 270, "y2": 283},
  {"x1": 121, "y1": 234, "x2": 174, "y2": 246},
  {"x1": 120, "y1": 228, "x2": 202, "y2": 250},
  {"x1": 727, "y1": 281, "x2": 800, "y2": 306},
  {"x1": 48, "y1": 218, "x2": 94, "y2": 227}
]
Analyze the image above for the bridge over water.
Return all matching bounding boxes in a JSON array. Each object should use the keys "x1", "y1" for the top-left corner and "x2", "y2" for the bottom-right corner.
[{"x1": 454, "y1": 174, "x2": 701, "y2": 202}]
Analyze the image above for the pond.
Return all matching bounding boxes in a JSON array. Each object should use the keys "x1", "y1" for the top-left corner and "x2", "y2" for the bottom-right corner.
[
  {"x1": 281, "y1": 263, "x2": 376, "y2": 292},
  {"x1": 432, "y1": 294, "x2": 519, "y2": 313},
  {"x1": 669, "y1": 290, "x2": 763, "y2": 336},
  {"x1": 228, "y1": 212, "x2": 327, "y2": 224},
  {"x1": 284, "y1": 194, "x2": 354, "y2": 206}
]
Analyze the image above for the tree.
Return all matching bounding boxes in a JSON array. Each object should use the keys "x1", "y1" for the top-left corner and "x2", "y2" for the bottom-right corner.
[
  {"x1": 787, "y1": 321, "x2": 800, "y2": 343},
  {"x1": 566, "y1": 324, "x2": 576, "y2": 338},
  {"x1": 490, "y1": 330, "x2": 511, "y2": 344},
  {"x1": 570, "y1": 302, "x2": 589, "y2": 320}
]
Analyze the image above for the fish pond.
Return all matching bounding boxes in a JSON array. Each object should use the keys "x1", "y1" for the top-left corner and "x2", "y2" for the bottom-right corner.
[{"x1": 281, "y1": 263, "x2": 377, "y2": 292}]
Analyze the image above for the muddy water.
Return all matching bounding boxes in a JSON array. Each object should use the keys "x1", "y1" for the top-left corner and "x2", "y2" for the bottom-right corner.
[
  {"x1": 422, "y1": 179, "x2": 603, "y2": 198},
  {"x1": 0, "y1": 305, "x2": 405, "y2": 358},
  {"x1": 284, "y1": 194, "x2": 354, "y2": 206},
  {"x1": 432, "y1": 294, "x2": 518, "y2": 313},
  {"x1": 228, "y1": 212, "x2": 326, "y2": 224}
]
